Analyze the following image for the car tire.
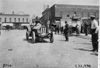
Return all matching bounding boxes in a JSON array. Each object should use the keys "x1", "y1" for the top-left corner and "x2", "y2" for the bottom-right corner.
[
  {"x1": 32, "y1": 31, "x2": 36, "y2": 43},
  {"x1": 50, "y1": 32, "x2": 54, "y2": 43},
  {"x1": 26, "y1": 32, "x2": 29, "y2": 40}
]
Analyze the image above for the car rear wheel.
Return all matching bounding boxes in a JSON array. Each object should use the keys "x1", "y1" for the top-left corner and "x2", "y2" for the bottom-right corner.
[
  {"x1": 26, "y1": 32, "x2": 29, "y2": 40},
  {"x1": 50, "y1": 32, "x2": 54, "y2": 43},
  {"x1": 32, "y1": 31, "x2": 36, "y2": 43}
]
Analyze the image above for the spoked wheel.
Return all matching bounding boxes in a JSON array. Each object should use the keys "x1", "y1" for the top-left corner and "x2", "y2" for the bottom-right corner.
[
  {"x1": 26, "y1": 32, "x2": 29, "y2": 40},
  {"x1": 32, "y1": 31, "x2": 36, "y2": 43},
  {"x1": 50, "y1": 32, "x2": 54, "y2": 43}
]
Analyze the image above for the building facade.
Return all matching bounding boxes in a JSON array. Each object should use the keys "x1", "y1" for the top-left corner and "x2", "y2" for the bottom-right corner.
[
  {"x1": 41, "y1": 4, "x2": 99, "y2": 25},
  {"x1": 0, "y1": 13, "x2": 29, "y2": 28}
]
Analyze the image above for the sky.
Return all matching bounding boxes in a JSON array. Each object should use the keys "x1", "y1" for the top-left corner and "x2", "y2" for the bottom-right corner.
[{"x1": 0, "y1": 0, "x2": 99, "y2": 18}]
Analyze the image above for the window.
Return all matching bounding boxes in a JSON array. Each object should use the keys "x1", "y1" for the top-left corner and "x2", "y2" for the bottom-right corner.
[
  {"x1": 74, "y1": 11, "x2": 76, "y2": 14},
  {"x1": 5, "y1": 18, "x2": 6, "y2": 22},
  {"x1": 14, "y1": 18, "x2": 16, "y2": 22},
  {"x1": 0, "y1": 17, "x2": 1, "y2": 22},
  {"x1": 9, "y1": 18, "x2": 11, "y2": 22},
  {"x1": 94, "y1": 12, "x2": 96, "y2": 17},
  {"x1": 67, "y1": 15, "x2": 69, "y2": 17},
  {"x1": 23, "y1": 18, "x2": 24, "y2": 22},
  {"x1": 60, "y1": 10, "x2": 62, "y2": 17},
  {"x1": 18, "y1": 18, "x2": 20, "y2": 22},
  {"x1": 67, "y1": 11, "x2": 70, "y2": 17},
  {"x1": 81, "y1": 12, "x2": 83, "y2": 17},
  {"x1": 88, "y1": 12, "x2": 90, "y2": 17},
  {"x1": 26, "y1": 18, "x2": 28, "y2": 22}
]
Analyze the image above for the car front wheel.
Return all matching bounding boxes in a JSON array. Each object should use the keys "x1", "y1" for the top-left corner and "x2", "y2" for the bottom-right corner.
[
  {"x1": 32, "y1": 31, "x2": 36, "y2": 43},
  {"x1": 26, "y1": 32, "x2": 29, "y2": 40}
]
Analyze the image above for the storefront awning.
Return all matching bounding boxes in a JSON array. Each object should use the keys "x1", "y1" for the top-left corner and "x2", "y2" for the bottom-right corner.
[
  {"x1": 21, "y1": 24, "x2": 29, "y2": 26},
  {"x1": 2, "y1": 23, "x2": 13, "y2": 26}
]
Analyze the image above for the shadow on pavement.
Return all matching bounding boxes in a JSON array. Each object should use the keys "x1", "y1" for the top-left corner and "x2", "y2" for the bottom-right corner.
[
  {"x1": 74, "y1": 48, "x2": 98, "y2": 56},
  {"x1": 77, "y1": 42, "x2": 92, "y2": 45},
  {"x1": 74, "y1": 48, "x2": 92, "y2": 52},
  {"x1": 23, "y1": 38, "x2": 49, "y2": 44},
  {"x1": 76, "y1": 35, "x2": 90, "y2": 40},
  {"x1": 90, "y1": 52, "x2": 98, "y2": 56},
  {"x1": 58, "y1": 40, "x2": 66, "y2": 41}
]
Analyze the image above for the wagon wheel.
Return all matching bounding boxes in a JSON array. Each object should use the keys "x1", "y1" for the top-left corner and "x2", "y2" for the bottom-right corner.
[
  {"x1": 50, "y1": 32, "x2": 54, "y2": 43},
  {"x1": 32, "y1": 31, "x2": 36, "y2": 43},
  {"x1": 26, "y1": 32, "x2": 29, "y2": 40}
]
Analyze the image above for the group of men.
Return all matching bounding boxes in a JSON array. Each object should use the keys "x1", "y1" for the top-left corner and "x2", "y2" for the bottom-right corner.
[
  {"x1": 27, "y1": 15, "x2": 100, "y2": 52},
  {"x1": 63, "y1": 15, "x2": 99, "y2": 52}
]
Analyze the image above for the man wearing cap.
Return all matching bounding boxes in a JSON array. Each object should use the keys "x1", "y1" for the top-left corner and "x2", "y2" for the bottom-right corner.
[
  {"x1": 33, "y1": 21, "x2": 41, "y2": 29},
  {"x1": 90, "y1": 15, "x2": 99, "y2": 52},
  {"x1": 27, "y1": 20, "x2": 41, "y2": 35},
  {"x1": 31, "y1": 21, "x2": 41, "y2": 36}
]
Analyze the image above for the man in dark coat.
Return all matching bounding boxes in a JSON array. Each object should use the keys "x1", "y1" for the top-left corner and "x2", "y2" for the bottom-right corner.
[
  {"x1": 84, "y1": 21, "x2": 89, "y2": 36},
  {"x1": 64, "y1": 21, "x2": 69, "y2": 41}
]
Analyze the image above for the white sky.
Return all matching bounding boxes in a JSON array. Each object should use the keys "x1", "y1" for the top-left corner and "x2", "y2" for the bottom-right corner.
[{"x1": 0, "y1": 0, "x2": 99, "y2": 17}]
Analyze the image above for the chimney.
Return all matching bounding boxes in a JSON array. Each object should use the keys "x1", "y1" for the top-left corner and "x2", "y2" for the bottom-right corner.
[{"x1": 47, "y1": 5, "x2": 49, "y2": 8}]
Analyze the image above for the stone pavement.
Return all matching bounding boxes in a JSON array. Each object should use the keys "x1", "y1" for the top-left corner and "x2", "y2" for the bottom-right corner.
[{"x1": 0, "y1": 30, "x2": 98, "y2": 68}]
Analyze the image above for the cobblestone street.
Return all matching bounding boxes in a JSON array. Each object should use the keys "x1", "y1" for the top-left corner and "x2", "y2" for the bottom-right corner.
[{"x1": 0, "y1": 30, "x2": 98, "y2": 68}]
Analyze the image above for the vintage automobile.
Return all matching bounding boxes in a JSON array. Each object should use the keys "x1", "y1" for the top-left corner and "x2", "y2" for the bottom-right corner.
[
  {"x1": 26, "y1": 22, "x2": 54, "y2": 43},
  {"x1": 68, "y1": 16, "x2": 81, "y2": 35},
  {"x1": 60, "y1": 16, "x2": 81, "y2": 35}
]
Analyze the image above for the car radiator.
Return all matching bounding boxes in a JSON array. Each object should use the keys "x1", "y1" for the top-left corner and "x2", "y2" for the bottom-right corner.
[{"x1": 40, "y1": 27, "x2": 47, "y2": 34}]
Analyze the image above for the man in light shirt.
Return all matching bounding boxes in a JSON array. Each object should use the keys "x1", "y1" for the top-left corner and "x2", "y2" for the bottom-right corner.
[
  {"x1": 90, "y1": 15, "x2": 99, "y2": 52},
  {"x1": 33, "y1": 21, "x2": 41, "y2": 30},
  {"x1": 0, "y1": 24, "x2": 1, "y2": 35},
  {"x1": 27, "y1": 20, "x2": 41, "y2": 35}
]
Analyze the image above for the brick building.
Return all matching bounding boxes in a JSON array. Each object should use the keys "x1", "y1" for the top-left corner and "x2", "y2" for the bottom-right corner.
[{"x1": 40, "y1": 4, "x2": 99, "y2": 25}]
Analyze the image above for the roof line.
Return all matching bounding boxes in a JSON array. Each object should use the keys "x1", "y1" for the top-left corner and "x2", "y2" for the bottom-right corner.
[
  {"x1": 0, "y1": 14, "x2": 29, "y2": 16},
  {"x1": 54, "y1": 4, "x2": 99, "y2": 7}
]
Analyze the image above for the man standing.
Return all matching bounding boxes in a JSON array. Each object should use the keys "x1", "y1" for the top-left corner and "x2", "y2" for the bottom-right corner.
[
  {"x1": 0, "y1": 24, "x2": 1, "y2": 35},
  {"x1": 84, "y1": 21, "x2": 89, "y2": 36},
  {"x1": 64, "y1": 21, "x2": 69, "y2": 41},
  {"x1": 90, "y1": 15, "x2": 98, "y2": 52},
  {"x1": 55, "y1": 26, "x2": 59, "y2": 34},
  {"x1": 76, "y1": 24, "x2": 80, "y2": 35}
]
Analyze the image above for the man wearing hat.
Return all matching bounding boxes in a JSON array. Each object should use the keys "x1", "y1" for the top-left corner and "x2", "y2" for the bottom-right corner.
[
  {"x1": 90, "y1": 15, "x2": 99, "y2": 52},
  {"x1": 64, "y1": 21, "x2": 69, "y2": 41},
  {"x1": 33, "y1": 20, "x2": 41, "y2": 29},
  {"x1": 28, "y1": 20, "x2": 41, "y2": 35},
  {"x1": 0, "y1": 24, "x2": 1, "y2": 35}
]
